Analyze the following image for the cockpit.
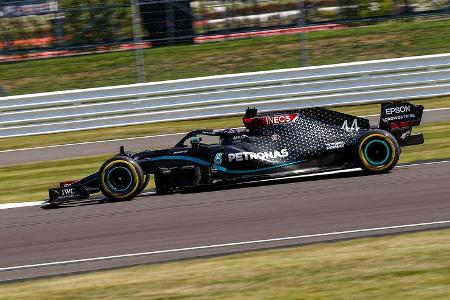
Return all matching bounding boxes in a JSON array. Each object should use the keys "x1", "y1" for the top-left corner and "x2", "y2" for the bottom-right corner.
[{"x1": 174, "y1": 129, "x2": 245, "y2": 148}]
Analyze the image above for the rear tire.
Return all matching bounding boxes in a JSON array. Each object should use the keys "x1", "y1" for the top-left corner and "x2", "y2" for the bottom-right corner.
[
  {"x1": 356, "y1": 129, "x2": 400, "y2": 174},
  {"x1": 99, "y1": 156, "x2": 144, "y2": 201}
]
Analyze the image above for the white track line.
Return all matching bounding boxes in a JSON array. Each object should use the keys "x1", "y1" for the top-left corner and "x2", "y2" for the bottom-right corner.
[
  {"x1": 0, "y1": 131, "x2": 187, "y2": 154},
  {"x1": 1, "y1": 219, "x2": 450, "y2": 272},
  {"x1": 0, "y1": 201, "x2": 43, "y2": 210},
  {"x1": 0, "y1": 160, "x2": 449, "y2": 211},
  {"x1": 1, "y1": 107, "x2": 449, "y2": 154},
  {"x1": 397, "y1": 159, "x2": 450, "y2": 168}
]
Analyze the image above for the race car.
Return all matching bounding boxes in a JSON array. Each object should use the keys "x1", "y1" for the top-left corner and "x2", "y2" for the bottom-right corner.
[{"x1": 43, "y1": 101, "x2": 424, "y2": 208}]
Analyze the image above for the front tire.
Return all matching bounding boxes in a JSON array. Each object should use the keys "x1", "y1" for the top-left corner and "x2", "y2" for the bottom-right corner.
[
  {"x1": 99, "y1": 156, "x2": 144, "y2": 201},
  {"x1": 356, "y1": 129, "x2": 400, "y2": 174},
  {"x1": 139, "y1": 175, "x2": 151, "y2": 195}
]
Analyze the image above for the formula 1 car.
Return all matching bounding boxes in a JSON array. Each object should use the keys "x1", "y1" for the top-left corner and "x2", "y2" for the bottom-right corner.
[{"x1": 43, "y1": 101, "x2": 424, "y2": 208}]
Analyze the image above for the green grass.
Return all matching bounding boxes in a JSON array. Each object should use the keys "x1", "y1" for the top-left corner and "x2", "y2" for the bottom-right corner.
[
  {"x1": 1, "y1": 96, "x2": 448, "y2": 151},
  {"x1": 1, "y1": 228, "x2": 449, "y2": 299},
  {"x1": 1, "y1": 17, "x2": 449, "y2": 95},
  {"x1": 1, "y1": 119, "x2": 450, "y2": 204},
  {"x1": 0, "y1": 154, "x2": 111, "y2": 203},
  {"x1": 402, "y1": 121, "x2": 450, "y2": 163}
]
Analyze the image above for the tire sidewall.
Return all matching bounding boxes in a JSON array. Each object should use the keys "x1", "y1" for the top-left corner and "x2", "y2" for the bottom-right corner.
[
  {"x1": 99, "y1": 156, "x2": 144, "y2": 201},
  {"x1": 139, "y1": 174, "x2": 151, "y2": 195},
  {"x1": 356, "y1": 129, "x2": 400, "y2": 174}
]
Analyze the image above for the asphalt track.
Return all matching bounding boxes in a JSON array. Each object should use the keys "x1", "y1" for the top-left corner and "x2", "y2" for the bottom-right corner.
[
  {"x1": 1, "y1": 108, "x2": 449, "y2": 166},
  {"x1": 0, "y1": 160, "x2": 449, "y2": 282}
]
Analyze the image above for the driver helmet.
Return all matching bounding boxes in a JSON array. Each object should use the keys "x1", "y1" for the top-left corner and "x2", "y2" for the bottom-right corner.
[{"x1": 190, "y1": 136, "x2": 202, "y2": 146}]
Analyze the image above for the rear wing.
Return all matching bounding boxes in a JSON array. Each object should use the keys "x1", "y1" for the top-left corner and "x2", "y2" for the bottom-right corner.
[{"x1": 379, "y1": 101, "x2": 424, "y2": 146}]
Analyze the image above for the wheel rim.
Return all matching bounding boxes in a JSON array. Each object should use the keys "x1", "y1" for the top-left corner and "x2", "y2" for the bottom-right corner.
[
  {"x1": 106, "y1": 166, "x2": 133, "y2": 192},
  {"x1": 364, "y1": 139, "x2": 390, "y2": 166}
]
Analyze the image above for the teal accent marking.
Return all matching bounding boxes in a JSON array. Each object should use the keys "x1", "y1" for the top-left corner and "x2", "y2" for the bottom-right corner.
[
  {"x1": 106, "y1": 166, "x2": 133, "y2": 192},
  {"x1": 147, "y1": 156, "x2": 211, "y2": 166},
  {"x1": 148, "y1": 156, "x2": 305, "y2": 174},
  {"x1": 215, "y1": 160, "x2": 305, "y2": 174},
  {"x1": 214, "y1": 165, "x2": 227, "y2": 172},
  {"x1": 364, "y1": 140, "x2": 390, "y2": 166},
  {"x1": 214, "y1": 153, "x2": 223, "y2": 165}
]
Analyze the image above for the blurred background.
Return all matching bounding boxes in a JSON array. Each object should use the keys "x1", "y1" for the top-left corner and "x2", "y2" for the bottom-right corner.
[{"x1": 0, "y1": 0, "x2": 449, "y2": 95}]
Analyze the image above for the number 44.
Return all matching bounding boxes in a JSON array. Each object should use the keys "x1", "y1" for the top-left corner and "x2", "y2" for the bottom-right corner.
[{"x1": 341, "y1": 119, "x2": 360, "y2": 132}]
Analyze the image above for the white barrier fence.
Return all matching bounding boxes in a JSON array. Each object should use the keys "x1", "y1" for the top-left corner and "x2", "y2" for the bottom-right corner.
[{"x1": 1, "y1": 53, "x2": 450, "y2": 138}]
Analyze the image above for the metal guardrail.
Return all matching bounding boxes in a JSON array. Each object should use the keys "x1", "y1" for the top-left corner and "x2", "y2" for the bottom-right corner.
[{"x1": 1, "y1": 53, "x2": 450, "y2": 138}]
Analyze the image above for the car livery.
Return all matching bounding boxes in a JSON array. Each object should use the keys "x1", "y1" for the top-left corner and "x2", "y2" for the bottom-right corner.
[{"x1": 43, "y1": 101, "x2": 424, "y2": 208}]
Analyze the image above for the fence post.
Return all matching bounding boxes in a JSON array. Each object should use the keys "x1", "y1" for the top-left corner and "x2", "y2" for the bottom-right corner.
[
  {"x1": 298, "y1": 0, "x2": 309, "y2": 67},
  {"x1": 50, "y1": 1, "x2": 64, "y2": 48},
  {"x1": 0, "y1": 85, "x2": 9, "y2": 97},
  {"x1": 131, "y1": 0, "x2": 146, "y2": 83}
]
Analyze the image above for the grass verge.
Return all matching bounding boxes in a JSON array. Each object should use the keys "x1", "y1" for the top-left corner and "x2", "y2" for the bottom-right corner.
[
  {"x1": 1, "y1": 228, "x2": 449, "y2": 299},
  {"x1": 0, "y1": 154, "x2": 111, "y2": 204},
  {"x1": 1, "y1": 18, "x2": 449, "y2": 95},
  {"x1": 1, "y1": 119, "x2": 449, "y2": 204},
  {"x1": 1, "y1": 96, "x2": 449, "y2": 151}
]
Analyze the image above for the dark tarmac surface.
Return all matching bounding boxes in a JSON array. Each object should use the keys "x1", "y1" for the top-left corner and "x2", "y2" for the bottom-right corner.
[
  {"x1": 0, "y1": 108, "x2": 449, "y2": 166},
  {"x1": 1, "y1": 161, "x2": 449, "y2": 282}
]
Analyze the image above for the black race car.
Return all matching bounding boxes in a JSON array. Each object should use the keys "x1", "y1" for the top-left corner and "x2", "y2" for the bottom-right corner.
[{"x1": 43, "y1": 101, "x2": 424, "y2": 208}]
